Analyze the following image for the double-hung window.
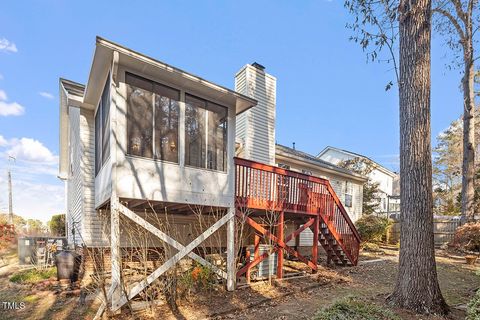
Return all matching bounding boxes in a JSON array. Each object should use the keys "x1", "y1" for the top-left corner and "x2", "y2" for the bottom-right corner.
[{"x1": 344, "y1": 181, "x2": 353, "y2": 208}]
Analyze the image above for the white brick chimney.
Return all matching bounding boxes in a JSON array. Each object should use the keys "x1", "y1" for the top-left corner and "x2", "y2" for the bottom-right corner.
[{"x1": 235, "y1": 62, "x2": 276, "y2": 165}]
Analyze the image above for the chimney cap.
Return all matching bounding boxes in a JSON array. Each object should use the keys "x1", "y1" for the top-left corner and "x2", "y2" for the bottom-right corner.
[{"x1": 252, "y1": 62, "x2": 265, "y2": 71}]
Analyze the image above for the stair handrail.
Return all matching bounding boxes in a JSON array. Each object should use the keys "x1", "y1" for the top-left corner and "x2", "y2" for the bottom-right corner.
[{"x1": 324, "y1": 181, "x2": 362, "y2": 243}]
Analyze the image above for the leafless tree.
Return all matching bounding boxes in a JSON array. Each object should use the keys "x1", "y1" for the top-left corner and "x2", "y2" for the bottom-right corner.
[{"x1": 433, "y1": 0, "x2": 479, "y2": 222}]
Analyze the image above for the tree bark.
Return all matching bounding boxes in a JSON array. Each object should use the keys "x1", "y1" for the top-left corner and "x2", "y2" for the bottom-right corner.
[
  {"x1": 388, "y1": 0, "x2": 449, "y2": 314},
  {"x1": 461, "y1": 32, "x2": 475, "y2": 223}
]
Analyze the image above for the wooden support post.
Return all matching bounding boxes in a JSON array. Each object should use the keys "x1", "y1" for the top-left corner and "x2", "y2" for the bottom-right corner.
[
  {"x1": 110, "y1": 197, "x2": 121, "y2": 311},
  {"x1": 312, "y1": 216, "x2": 319, "y2": 273},
  {"x1": 245, "y1": 246, "x2": 251, "y2": 284},
  {"x1": 254, "y1": 233, "x2": 260, "y2": 259},
  {"x1": 294, "y1": 223, "x2": 300, "y2": 251},
  {"x1": 276, "y1": 211, "x2": 284, "y2": 279},
  {"x1": 226, "y1": 207, "x2": 235, "y2": 291},
  {"x1": 246, "y1": 233, "x2": 260, "y2": 283}
]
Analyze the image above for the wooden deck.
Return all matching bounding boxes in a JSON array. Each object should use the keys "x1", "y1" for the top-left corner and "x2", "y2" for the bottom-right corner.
[{"x1": 234, "y1": 157, "x2": 361, "y2": 280}]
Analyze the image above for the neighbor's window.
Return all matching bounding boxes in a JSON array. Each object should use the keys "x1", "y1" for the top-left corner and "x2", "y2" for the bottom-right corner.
[
  {"x1": 126, "y1": 73, "x2": 180, "y2": 162},
  {"x1": 95, "y1": 73, "x2": 111, "y2": 176},
  {"x1": 344, "y1": 181, "x2": 353, "y2": 208},
  {"x1": 185, "y1": 94, "x2": 227, "y2": 171},
  {"x1": 278, "y1": 163, "x2": 290, "y2": 170}
]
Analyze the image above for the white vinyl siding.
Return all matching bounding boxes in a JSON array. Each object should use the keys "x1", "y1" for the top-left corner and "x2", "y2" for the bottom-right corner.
[
  {"x1": 235, "y1": 65, "x2": 276, "y2": 165},
  {"x1": 67, "y1": 107, "x2": 83, "y2": 245},
  {"x1": 81, "y1": 109, "x2": 108, "y2": 246}
]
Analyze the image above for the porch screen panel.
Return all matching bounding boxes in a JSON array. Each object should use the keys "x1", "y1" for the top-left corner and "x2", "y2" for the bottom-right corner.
[
  {"x1": 206, "y1": 102, "x2": 227, "y2": 171},
  {"x1": 185, "y1": 95, "x2": 206, "y2": 168},
  {"x1": 154, "y1": 83, "x2": 180, "y2": 163},
  {"x1": 185, "y1": 94, "x2": 228, "y2": 171},
  {"x1": 126, "y1": 74, "x2": 153, "y2": 158},
  {"x1": 95, "y1": 107, "x2": 101, "y2": 175}
]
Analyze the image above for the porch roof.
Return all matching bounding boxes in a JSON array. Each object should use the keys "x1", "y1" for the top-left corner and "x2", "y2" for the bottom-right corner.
[{"x1": 83, "y1": 36, "x2": 257, "y2": 115}]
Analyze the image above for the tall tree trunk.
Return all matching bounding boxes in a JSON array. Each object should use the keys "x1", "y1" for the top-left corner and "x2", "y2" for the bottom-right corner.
[
  {"x1": 461, "y1": 35, "x2": 475, "y2": 223},
  {"x1": 388, "y1": 0, "x2": 449, "y2": 314}
]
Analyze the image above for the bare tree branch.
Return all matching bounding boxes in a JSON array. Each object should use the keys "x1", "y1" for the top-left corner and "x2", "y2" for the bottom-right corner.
[
  {"x1": 433, "y1": 7, "x2": 466, "y2": 40},
  {"x1": 449, "y1": 0, "x2": 468, "y2": 25}
]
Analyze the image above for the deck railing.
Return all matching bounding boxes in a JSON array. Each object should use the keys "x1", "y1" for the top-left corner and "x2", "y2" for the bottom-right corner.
[{"x1": 234, "y1": 157, "x2": 361, "y2": 265}]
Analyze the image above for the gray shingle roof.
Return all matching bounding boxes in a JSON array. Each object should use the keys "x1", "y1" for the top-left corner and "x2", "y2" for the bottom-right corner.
[{"x1": 275, "y1": 143, "x2": 367, "y2": 180}]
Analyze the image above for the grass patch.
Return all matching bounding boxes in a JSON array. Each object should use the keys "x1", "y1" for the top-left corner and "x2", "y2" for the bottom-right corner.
[
  {"x1": 314, "y1": 297, "x2": 400, "y2": 320},
  {"x1": 9, "y1": 267, "x2": 56, "y2": 284},
  {"x1": 23, "y1": 294, "x2": 39, "y2": 303}
]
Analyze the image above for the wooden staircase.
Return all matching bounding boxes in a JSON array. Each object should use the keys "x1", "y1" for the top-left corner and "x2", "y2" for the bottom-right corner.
[{"x1": 319, "y1": 224, "x2": 351, "y2": 266}]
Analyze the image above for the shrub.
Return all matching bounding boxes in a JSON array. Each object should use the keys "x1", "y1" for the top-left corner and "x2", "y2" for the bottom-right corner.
[
  {"x1": 314, "y1": 297, "x2": 400, "y2": 320},
  {"x1": 450, "y1": 222, "x2": 480, "y2": 252},
  {"x1": 179, "y1": 263, "x2": 217, "y2": 297},
  {"x1": 355, "y1": 215, "x2": 392, "y2": 243},
  {"x1": 361, "y1": 242, "x2": 383, "y2": 252},
  {"x1": 10, "y1": 267, "x2": 56, "y2": 284},
  {"x1": 467, "y1": 289, "x2": 480, "y2": 320}
]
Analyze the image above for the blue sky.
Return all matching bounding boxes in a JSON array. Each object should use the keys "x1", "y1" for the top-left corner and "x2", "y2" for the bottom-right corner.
[{"x1": 0, "y1": 1, "x2": 466, "y2": 221}]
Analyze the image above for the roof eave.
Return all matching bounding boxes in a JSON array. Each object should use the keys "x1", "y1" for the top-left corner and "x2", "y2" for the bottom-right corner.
[
  {"x1": 276, "y1": 148, "x2": 368, "y2": 182},
  {"x1": 89, "y1": 37, "x2": 257, "y2": 114}
]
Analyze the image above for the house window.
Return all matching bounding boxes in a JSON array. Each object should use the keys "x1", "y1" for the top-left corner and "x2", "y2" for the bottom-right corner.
[
  {"x1": 95, "y1": 73, "x2": 111, "y2": 176},
  {"x1": 344, "y1": 181, "x2": 353, "y2": 208},
  {"x1": 185, "y1": 94, "x2": 227, "y2": 171},
  {"x1": 278, "y1": 163, "x2": 290, "y2": 170},
  {"x1": 302, "y1": 169, "x2": 312, "y2": 175},
  {"x1": 126, "y1": 73, "x2": 180, "y2": 162}
]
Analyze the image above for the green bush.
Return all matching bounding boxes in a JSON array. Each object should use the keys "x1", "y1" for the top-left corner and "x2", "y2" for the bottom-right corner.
[
  {"x1": 314, "y1": 297, "x2": 400, "y2": 320},
  {"x1": 355, "y1": 215, "x2": 392, "y2": 243},
  {"x1": 179, "y1": 263, "x2": 217, "y2": 296},
  {"x1": 10, "y1": 267, "x2": 56, "y2": 284},
  {"x1": 467, "y1": 289, "x2": 480, "y2": 320}
]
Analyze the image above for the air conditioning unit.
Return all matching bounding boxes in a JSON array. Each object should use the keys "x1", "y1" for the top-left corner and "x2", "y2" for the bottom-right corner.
[{"x1": 247, "y1": 244, "x2": 278, "y2": 279}]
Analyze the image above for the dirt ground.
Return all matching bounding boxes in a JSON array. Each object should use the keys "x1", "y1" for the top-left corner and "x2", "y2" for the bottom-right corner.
[{"x1": 0, "y1": 245, "x2": 478, "y2": 320}]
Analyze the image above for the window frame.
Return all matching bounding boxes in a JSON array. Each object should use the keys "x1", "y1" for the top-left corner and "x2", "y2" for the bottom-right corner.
[{"x1": 344, "y1": 181, "x2": 353, "y2": 208}]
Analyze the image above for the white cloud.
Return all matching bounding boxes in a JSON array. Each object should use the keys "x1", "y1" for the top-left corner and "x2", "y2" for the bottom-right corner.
[
  {"x1": 0, "y1": 136, "x2": 62, "y2": 222},
  {"x1": 0, "y1": 135, "x2": 7, "y2": 147},
  {"x1": 0, "y1": 89, "x2": 25, "y2": 116},
  {"x1": 39, "y1": 91, "x2": 54, "y2": 99},
  {"x1": 0, "y1": 38, "x2": 18, "y2": 53},
  {"x1": 0, "y1": 101, "x2": 24, "y2": 116},
  {"x1": 6, "y1": 138, "x2": 57, "y2": 163},
  {"x1": 0, "y1": 179, "x2": 64, "y2": 223}
]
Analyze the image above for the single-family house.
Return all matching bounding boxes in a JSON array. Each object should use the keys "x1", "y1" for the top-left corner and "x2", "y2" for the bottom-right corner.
[
  {"x1": 59, "y1": 37, "x2": 363, "y2": 313},
  {"x1": 317, "y1": 146, "x2": 400, "y2": 214}
]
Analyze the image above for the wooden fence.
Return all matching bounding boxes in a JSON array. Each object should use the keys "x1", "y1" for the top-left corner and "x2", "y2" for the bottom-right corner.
[{"x1": 389, "y1": 217, "x2": 462, "y2": 247}]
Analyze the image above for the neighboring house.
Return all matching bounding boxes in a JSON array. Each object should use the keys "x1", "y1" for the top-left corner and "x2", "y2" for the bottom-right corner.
[
  {"x1": 274, "y1": 144, "x2": 366, "y2": 222},
  {"x1": 59, "y1": 37, "x2": 361, "y2": 311},
  {"x1": 317, "y1": 146, "x2": 400, "y2": 214}
]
